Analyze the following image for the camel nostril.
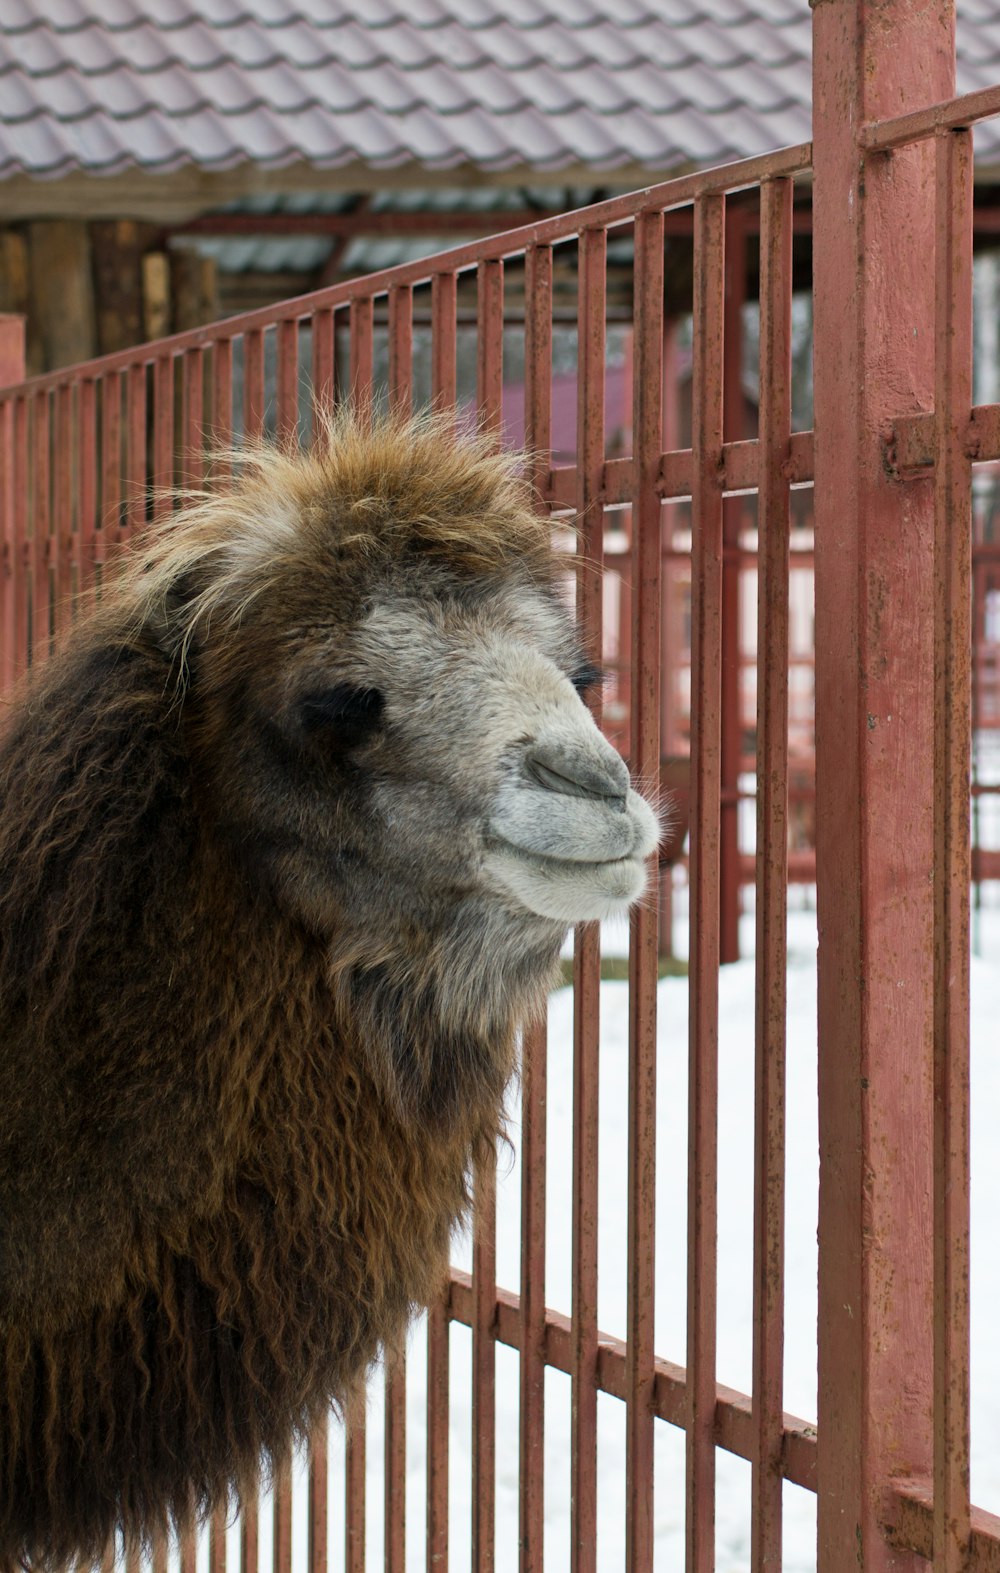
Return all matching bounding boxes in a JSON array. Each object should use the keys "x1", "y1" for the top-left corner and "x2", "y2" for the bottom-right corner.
[{"x1": 524, "y1": 747, "x2": 628, "y2": 808}]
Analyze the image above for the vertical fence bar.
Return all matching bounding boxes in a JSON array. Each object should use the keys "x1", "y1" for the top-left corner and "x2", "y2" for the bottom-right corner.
[
  {"x1": 427, "y1": 262, "x2": 457, "y2": 1573},
  {"x1": 932, "y1": 123, "x2": 973, "y2": 1573},
  {"x1": 213, "y1": 337, "x2": 234, "y2": 463},
  {"x1": 125, "y1": 362, "x2": 146, "y2": 545},
  {"x1": 519, "y1": 239, "x2": 552, "y2": 1573},
  {"x1": 244, "y1": 328, "x2": 266, "y2": 441},
  {"x1": 349, "y1": 297, "x2": 374, "y2": 422},
  {"x1": 31, "y1": 389, "x2": 50, "y2": 664},
  {"x1": 78, "y1": 377, "x2": 97, "y2": 611},
  {"x1": 720, "y1": 207, "x2": 748, "y2": 964},
  {"x1": 100, "y1": 371, "x2": 122, "y2": 579},
  {"x1": 274, "y1": 1457, "x2": 292, "y2": 1573},
  {"x1": 571, "y1": 225, "x2": 606, "y2": 1573},
  {"x1": 277, "y1": 318, "x2": 299, "y2": 447},
  {"x1": 812, "y1": 2, "x2": 947, "y2": 1566},
  {"x1": 346, "y1": 1405, "x2": 366, "y2": 1573},
  {"x1": 625, "y1": 207, "x2": 663, "y2": 1573},
  {"x1": 152, "y1": 355, "x2": 174, "y2": 523},
  {"x1": 12, "y1": 395, "x2": 28, "y2": 676},
  {"x1": 209, "y1": 1505, "x2": 227, "y2": 1573},
  {"x1": 385, "y1": 1352, "x2": 406, "y2": 1573},
  {"x1": 312, "y1": 307, "x2": 335, "y2": 422},
  {"x1": 472, "y1": 255, "x2": 503, "y2": 1573},
  {"x1": 750, "y1": 175, "x2": 793, "y2": 1573},
  {"x1": 182, "y1": 348, "x2": 205, "y2": 490},
  {"x1": 686, "y1": 191, "x2": 725, "y2": 1573},
  {"x1": 431, "y1": 273, "x2": 458, "y2": 412},
  {"x1": 388, "y1": 284, "x2": 414, "y2": 417},
  {"x1": 241, "y1": 1493, "x2": 259, "y2": 1573},
  {"x1": 427, "y1": 1299, "x2": 450, "y2": 1572},
  {"x1": 0, "y1": 396, "x2": 15, "y2": 689},
  {"x1": 309, "y1": 1411, "x2": 329, "y2": 1573},
  {"x1": 180, "y1": 1524, "x2": 198, "y2": 1573},
  {"x1": 53, "y1": 382, "x2": 73, "y2": 628}
]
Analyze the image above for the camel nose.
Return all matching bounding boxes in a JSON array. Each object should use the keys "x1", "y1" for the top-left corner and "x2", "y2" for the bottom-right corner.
[{"x1": 524, "y1": 743, "x2": 629, "y2": 809}]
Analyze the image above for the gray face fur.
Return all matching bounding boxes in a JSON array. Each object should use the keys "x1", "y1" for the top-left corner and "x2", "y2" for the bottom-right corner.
[
  {"x1": 353, "y1": 588, "x2": 659, "y2": 927},
  {"x1": 255, "y1": 571, "x2": 659, "y2": 946}
]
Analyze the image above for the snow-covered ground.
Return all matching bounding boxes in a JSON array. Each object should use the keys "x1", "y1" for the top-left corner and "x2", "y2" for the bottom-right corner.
[{"x1": 205, "y1": 883, "x2": 1000, "y2": 1573}]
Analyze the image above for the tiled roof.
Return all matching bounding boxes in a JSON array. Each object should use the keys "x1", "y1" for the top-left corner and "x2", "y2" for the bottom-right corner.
[{"x1": 2, "y1": 2, "x2": 999, "y2": 189}]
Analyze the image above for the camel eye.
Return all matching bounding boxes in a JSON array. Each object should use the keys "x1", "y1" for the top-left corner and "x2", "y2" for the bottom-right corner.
[
  {"x1": 570, "y1": 661, "x2": 604, "y2": 697},
  {"x1": 298, "y1": 684, "x2": 385, "y2": 748}
]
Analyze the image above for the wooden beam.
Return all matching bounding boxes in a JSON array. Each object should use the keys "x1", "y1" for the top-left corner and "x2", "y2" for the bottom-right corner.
[{"x1": 27, "y1": 221, "x2": 97, "y2": 371}]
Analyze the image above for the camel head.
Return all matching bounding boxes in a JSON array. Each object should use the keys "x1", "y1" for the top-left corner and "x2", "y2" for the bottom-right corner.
[{"x1": 134, "y1": 412, "x2": 659, "y2": 1021}]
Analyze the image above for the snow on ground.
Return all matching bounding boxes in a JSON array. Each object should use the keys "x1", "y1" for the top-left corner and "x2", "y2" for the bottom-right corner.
[{"x1": 212, "y1": 889, "x2": 1000, "y2": 1573}]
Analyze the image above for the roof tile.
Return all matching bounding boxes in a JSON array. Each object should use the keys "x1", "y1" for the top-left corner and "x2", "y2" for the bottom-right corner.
[{"x1": 1, "y1": 0, "x2": 999, "y2": 189}]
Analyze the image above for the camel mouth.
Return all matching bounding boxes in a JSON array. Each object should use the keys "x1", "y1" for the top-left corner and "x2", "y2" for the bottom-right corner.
[{"x1": 482, "y1": 836, "x2": 651, "y2": 923}]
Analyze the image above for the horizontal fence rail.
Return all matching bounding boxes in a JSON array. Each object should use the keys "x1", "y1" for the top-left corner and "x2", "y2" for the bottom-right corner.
[{"x1": 0, "y1": 59, "x2": 999, "y2": 1573}]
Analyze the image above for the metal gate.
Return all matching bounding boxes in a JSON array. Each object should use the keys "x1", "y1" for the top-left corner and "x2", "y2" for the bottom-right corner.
[{"x1": 2, "y1": 0, "x2": 999, "y2": 1567}]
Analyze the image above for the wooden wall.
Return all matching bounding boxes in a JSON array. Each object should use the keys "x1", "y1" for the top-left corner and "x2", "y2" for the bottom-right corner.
[{"x1": 0, "y1": 220, "x2": 218, "y2": 379}]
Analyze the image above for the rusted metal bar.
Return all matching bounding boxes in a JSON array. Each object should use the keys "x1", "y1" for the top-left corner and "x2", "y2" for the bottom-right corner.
[
  {"x1": 0, "y1": 398, "x2": 15, "y2": 689},
  {"x1": 309, "y1": 1411, "x2": 329, "y2": 1573},
  {"x1": 276, "y1": 318, "x2": 299, "y2": 447},
  {"x1": 388, "y1": 284, "x2": 414, "y2": 417},
  {"x1": 472, "y1": 1144, "x2": 497, "y2": 1573},
  {"x1": 209, "y1": 1504, "x2": 227, "y2": 1573},
  {"x1": 518, "y1": 239, "x2": 552, "y2": 1573},
  {"x1": 151, "y1": 1529, "x2": 169, "y2": 1573},
  {"x1": 425, "y1": 263, "x2": 456, "y2": 1573},
  {"x1": 571, "y1": 224, "x2": 606, "y2": 1573},
  {"x1": 885, "y1": 1480, "x2": 1000, "y2": 1570},
  {"x1": 12, "y1": 396, "x2": 28, "y2": 676},
  {"x1": 77, "y1": 378, "x2": 97, "y2": 611},
  {"x1": 862, "y1": 80, "x2": 1000, "y2": 150},
  {"x1": 31, "y1": 388, "x2": 50, "y2": 665},
  {"x1": 625, "y1": 207, "x2": 663, "y2": 1573},
  {"x1": 471, "y1": 257, "x2": 504, "y2": 1573},
  {"x1": 426, "y1": 1299, "x2": 450, "y2": 1571},
  {"x1": 243, "y1": 328, "x2": 266, "y2": 442},
  {"x1": 346, "y1": 1404, "x2": 366, "y2": 1573},
  {"x1": 932, "y1": 124, "x2": 973, "y2": 1573},
  {"x1": 182, "y1": 348, "x2": 205, "y2": 490},
  {"x1": 125, "y1": 362, "x2": 146, "y2": 545},
  {"x1": 686, "y1": 189, "x2": 725, "y2": 1573},
  {"x1": 212, "y1": 337, "x2": 234, "y2": 464},
  {"x1": 750, "y1": 175, "x2": 793, "y2": 1573},
  {"x1": 385, "y1": 1353, "x2": 406, "y2": 1573},
  {"x1": 241, "y1": 1494, "x2": 259, "y2": 1573},
  {"x1": 812, "y1": 1, "x2": 947, "y2": 1566},
  {"x1": 53, "y1": 381, "x2": 72, "y2": 624},
  {"x1": 274, "y1": 1457, "x2": 292, "y2": 1573},
  {"x1": 720, "y1": 206, "x2": 748, "y2": 965},
  {"x1": 446, "y1": 1269, "x2": 820, "y2": 1490},
  {"x1": 152, "y1": 355, "x2": 174, "y2": 522},
  {"x1": 311, "y1": 307, "x2": 335, "y2": 423},
  {"x1": 349, "y1": 297, "x2": 374, "y2": 420},
  {"x1": 431, "y1": 273, "x2": 458, "y2": 413}
]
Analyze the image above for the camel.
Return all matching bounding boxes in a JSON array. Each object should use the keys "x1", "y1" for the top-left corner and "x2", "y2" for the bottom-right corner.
[{"x1": 0, "y1": 411, "x2": 658, "y2": 1569}]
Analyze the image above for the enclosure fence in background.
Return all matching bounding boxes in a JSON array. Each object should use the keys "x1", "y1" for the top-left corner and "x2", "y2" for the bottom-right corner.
[{"x1": 1, "y1": 1, "x2": 999, "y2": 1568}]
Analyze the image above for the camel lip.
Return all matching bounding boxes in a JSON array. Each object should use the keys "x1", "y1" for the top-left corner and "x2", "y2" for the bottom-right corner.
[{"x1": 483, "y1": 835, "x2": 644, "y2": 872}]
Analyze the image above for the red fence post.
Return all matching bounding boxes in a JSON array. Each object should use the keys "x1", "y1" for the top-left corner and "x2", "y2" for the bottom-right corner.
[{"x1": 812, "y1": 0, "x2": 954, "y2": 1568}]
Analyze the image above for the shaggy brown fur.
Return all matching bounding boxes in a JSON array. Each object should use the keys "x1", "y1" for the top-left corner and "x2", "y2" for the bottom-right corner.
[{"x1": 0, "y1": 414, "x2": 576, "y2": 1570}]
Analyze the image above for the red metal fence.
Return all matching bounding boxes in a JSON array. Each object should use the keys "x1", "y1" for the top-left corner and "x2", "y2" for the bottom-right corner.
[{"x1": 2, "y1": 1, "x2": 1000, "y2": 1568}]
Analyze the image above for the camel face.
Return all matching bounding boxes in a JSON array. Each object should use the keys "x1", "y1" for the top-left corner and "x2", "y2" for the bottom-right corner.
[{"x1": 190, "y1": 567, "x2": 658, "y2": 946}]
